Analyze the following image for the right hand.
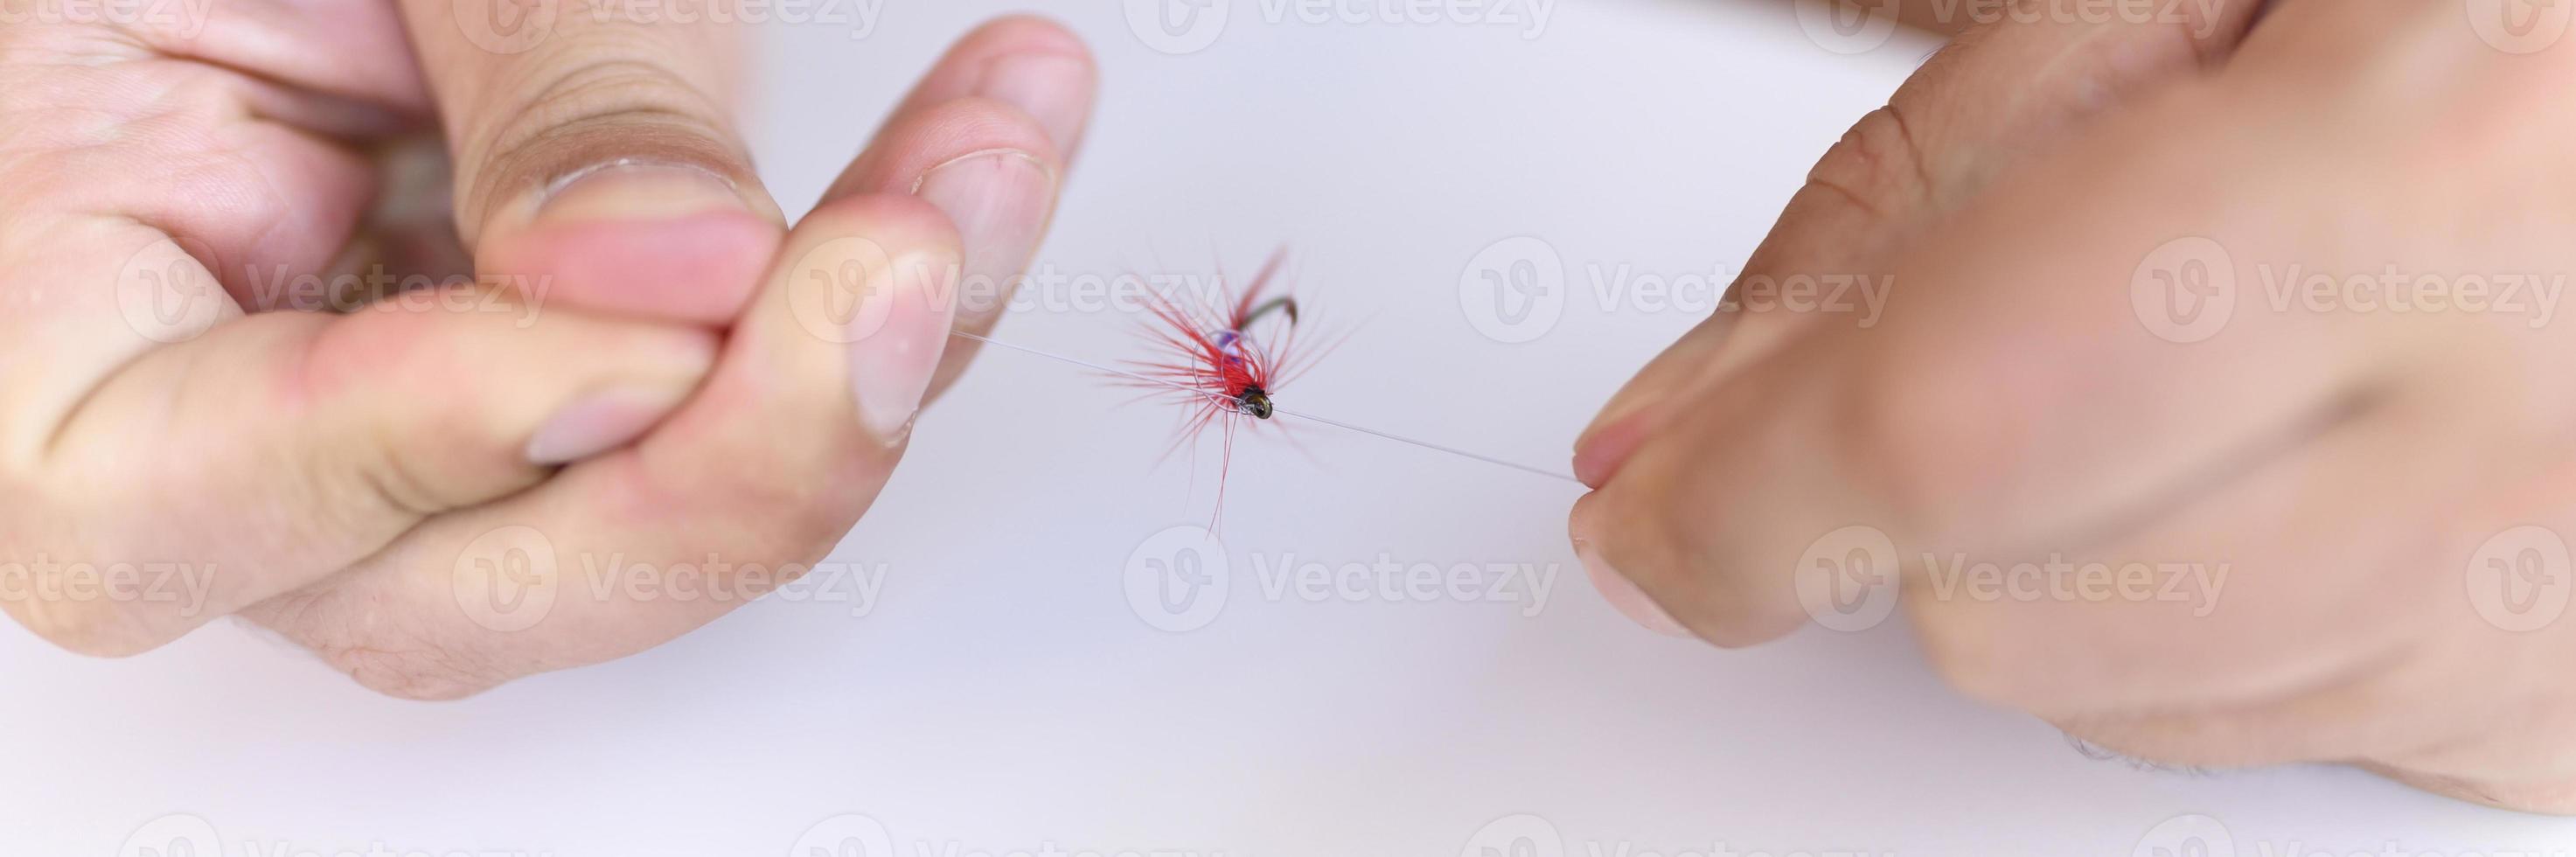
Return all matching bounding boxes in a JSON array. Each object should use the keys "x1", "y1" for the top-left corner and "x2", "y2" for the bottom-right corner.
[{"x1": 1576, "y1": 0, "x2": 2576, "y2": 812}]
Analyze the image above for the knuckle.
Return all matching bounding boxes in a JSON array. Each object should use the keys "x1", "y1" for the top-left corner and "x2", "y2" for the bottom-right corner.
[
  {"x1": 258, "y1": 593, "x2": 509, "y2": 701},
  {"x1": 899, "y1": 96, "x2": 1057, "y2": 154},
  {"x1": 1800, "y1": 105, "x2": 1933, "y2": 226},
  {"x1": 3, "y1": 584, "x2": 163, "y2": 658},
  {"x1": 331, "y1": 645, "x2": 506, "y2": 701},
  {"x1": 839, "y1": 97, "x2": 1061, "y2": 195}
]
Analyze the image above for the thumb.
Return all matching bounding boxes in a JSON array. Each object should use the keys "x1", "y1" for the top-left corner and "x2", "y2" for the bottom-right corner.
[
  {"x1": 1576, "y1": 0, "x2": 2273, "y2": 487},
  {"x1": 404, "y1": 0, "x2": 784, "y2": 324}
]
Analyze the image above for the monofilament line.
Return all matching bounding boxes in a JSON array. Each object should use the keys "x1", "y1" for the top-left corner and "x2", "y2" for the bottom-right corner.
[{"x1": 950, "y1": 331, "x2": 1583, "y2": 485}]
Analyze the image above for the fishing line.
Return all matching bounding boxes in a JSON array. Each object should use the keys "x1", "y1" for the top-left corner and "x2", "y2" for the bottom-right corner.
[{"x1": 950, "y1": 330, "x2": 1582, "y2": 485}]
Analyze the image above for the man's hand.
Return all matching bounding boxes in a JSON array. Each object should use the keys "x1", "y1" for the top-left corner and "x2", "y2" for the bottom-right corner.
[
  {"x1": 0, "y1": 3, "x2": 1095, "y2": 699},
  {"x1": 1573, "y1": 0, "x2": 2576, "y2": 812}
]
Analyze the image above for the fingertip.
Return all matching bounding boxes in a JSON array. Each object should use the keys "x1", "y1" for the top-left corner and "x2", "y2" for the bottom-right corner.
[
  {"x1": 1573, "y1": 399, "x2": 1663, "y2": 488},
  {"x1": 479, "y1": 164, "x2": 785, "y2": 324},
  {"x1": 958, "y1": 13, "x2": 1094, "y2": 57},
  {"x1": 798, "y1": 192, "x2": 968, "y2": 254},
  {"x1": 920, "y1": 15, "x2": 1098, "y2": 153},
  {"x1": 1570, "y1": 494, "x2": 1696, "y2": 639}
]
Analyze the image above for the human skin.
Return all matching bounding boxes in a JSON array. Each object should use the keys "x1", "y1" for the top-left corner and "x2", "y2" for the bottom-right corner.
[
  {"x1": 1577, "y1": 0, "x2": 2576, "y2": 813},
  {"x1": 0, "y1": 3, "x2": 1096, "y2": 700}
]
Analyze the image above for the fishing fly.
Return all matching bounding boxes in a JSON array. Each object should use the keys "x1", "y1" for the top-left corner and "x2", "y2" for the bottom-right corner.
[
  {"x1": 950, "y1": 248, "x2": 1579, "y2": 523},
  {"x1": 1118, "y1": 249, "x2": 1325, "y2": 496}
]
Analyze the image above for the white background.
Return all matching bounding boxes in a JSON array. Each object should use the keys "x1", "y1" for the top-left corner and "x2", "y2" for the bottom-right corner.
[{"x1": 9, "y1": 1, "x2": 2575, "y2": 854}]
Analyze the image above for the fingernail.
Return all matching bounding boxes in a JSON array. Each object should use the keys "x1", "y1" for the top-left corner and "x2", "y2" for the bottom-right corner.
[
  {"x1": 848, "y1": 252, "x2": 960, "y2": 442},
  {"x1": 526, "y1": 387, "x2": 686, "y2": 465},
  {"x1": 1572, "y1": 400, "x2": 1662, "y2": 488},
  {"x1": 979, "y1": 52, "x2": 1093, "y2": 152},
  {"x1": 531, "y1": 161, "x2": 749, "y2": 226},
  {"x1": 1576, "y1": 539, "x2": 1694, "y2": 639},
  {"x1": 912, "y1": 150, "x2": 1056, "y2": 330}
]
